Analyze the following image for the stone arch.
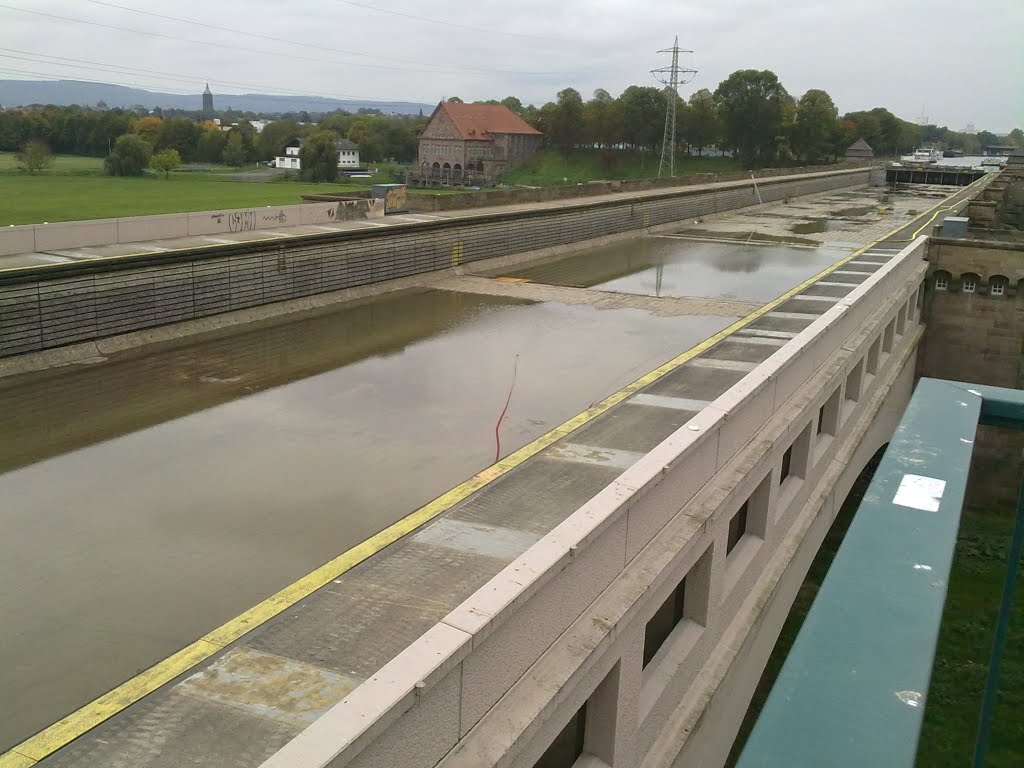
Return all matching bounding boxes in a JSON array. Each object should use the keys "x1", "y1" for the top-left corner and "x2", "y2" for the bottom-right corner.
[
  {"x1": 989, "y1": 274, "x2": 1009, "y2": 297},
  {"x1": 958, "y1": 272, "x2": 980, "y2": 294},
  {"x1": 453, "y1": 163, "x2": 462, "y2": 178},
  {"x1": 431, "y1": 161, "x2": 440, "y2": 175},
  {"x1": 933, "y1": 269, "x2": 951, "y2": 291}
]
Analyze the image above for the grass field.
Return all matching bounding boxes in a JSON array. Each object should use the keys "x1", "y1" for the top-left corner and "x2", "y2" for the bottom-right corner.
[
  {"x1": 0, "y1": 153, "x2": 410, "y2": 225},
  {"x1": 727, "y1": 454, "x2": 1023, "y2": 766},
  {"x1": 499, "y1": 149, "x2": 743, "y2": 186}
]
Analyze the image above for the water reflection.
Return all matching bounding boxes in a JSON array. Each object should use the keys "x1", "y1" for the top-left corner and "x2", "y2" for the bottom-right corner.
[{"x1": 495, "y1": 236, "x2": 849, "y2": 302}]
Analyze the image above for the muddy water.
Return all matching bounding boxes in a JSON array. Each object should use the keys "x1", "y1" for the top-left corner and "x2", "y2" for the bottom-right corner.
[
  {"x1": 494, "y1": 237, "x2": 849, "y2": 302},
  {"x1": 0, "y1": 287, "x2": 732, "y2": 749}
]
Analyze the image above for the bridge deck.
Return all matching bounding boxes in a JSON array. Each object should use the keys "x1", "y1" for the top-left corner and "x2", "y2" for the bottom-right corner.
[{"x1": 1, "y1": 180, "x2": 986, "y2": 768}]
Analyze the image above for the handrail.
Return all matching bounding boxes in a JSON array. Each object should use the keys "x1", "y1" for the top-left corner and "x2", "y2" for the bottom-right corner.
[{"x1": 735, "y1": 378, "x2": 1024, "y2": 767}]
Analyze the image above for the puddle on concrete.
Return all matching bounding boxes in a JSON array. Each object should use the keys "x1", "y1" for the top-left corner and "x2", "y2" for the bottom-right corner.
[
  {"x1": 0, "y1": 286, "x2": 732, "y2": 750},
  {"x1": 790, "y1": 219, "x2": 848, "y2": 234},
  {"x1": 829, "y1": 205, "x2": 877, "y2": 217},
  {"x1": 492, "y1": 236, "x2": 849, "y2": 302}
]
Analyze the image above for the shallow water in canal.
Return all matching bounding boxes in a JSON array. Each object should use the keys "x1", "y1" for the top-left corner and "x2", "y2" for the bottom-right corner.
[{"x1": 0, "y1": 285, "x2": 731, "y2": 748}]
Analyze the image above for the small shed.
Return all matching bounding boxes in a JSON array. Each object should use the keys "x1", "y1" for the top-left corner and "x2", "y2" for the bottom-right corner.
[{"x1": 845, "y1": 138, "x2": 874, "y2": 159}]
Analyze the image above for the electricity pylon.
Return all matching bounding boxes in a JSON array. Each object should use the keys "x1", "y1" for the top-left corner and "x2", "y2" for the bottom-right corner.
[{"x1": 652, "y1": 36, "x2": 697, "y2": 178}]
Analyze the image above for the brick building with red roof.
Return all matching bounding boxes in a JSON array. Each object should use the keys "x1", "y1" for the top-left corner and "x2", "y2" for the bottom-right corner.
[{"x1": 417, "y1": 101, "x2": 543, "y2": 181}]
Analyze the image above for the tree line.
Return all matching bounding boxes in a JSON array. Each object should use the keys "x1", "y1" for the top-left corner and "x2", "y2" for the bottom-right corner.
[
  {"x1": 0, "y1": 104, "x2": 428, "y2": 173},
  {"x1": 1, "y1": 72, "x2": 1021, "y2": 176},
  {"x1": 490, "y1": 71, "x2": 1021, "y2": 167}
]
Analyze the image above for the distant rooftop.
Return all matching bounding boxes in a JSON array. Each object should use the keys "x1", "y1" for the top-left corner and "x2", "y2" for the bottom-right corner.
[{"x1": 436, "y1": 101, "x2": 542, "y2": 140}]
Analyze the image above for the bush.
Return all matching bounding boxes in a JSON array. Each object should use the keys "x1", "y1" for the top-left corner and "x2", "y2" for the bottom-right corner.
[
  {"x1": 15, "y1": 139, "x2": 54, "y2": 174},
  {"x1": 150, "y1": 148, "x2": 181, "y2": 178},
  {"x1": 221, "y1": 132, "x2": 247, "y2": 167},
  {"x1": 105, "y1": 134, "x2": 152, "y2": 176},
  {"x1": 299, "y1": 131, "x2": 340, "y2": 183}
]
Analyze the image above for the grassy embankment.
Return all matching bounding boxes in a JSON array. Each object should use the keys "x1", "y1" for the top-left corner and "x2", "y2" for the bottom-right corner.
[
  {"x1": 0, "y1": 153, "x2": 410, "y2": 225},
  {"x1": 499, "y1": 149, "x2": 742, "y2": 186},
  {"x1": 727, "y1": 455, "x2": 1024, "y2": 766}
]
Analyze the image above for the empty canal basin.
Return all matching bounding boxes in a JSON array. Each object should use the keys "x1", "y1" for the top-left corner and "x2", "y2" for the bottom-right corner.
[
  {"x1": 490, "y1": 236, "x2": 851, "y2": 302},
  {"x1": 0, "y1": 286, "x2": 733, "y2": 750}
]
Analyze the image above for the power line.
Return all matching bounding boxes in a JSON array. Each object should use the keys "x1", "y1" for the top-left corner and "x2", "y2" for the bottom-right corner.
[
  {"x1": 70, "y1": 0, "x2": 564, "y2": 77},
  {"x1": 336, "y1": 0, "x2": 562, "y2": 41},
  {"x1": 651, "y1": 36, "x2": 696, "y2": 178},
  {"x1": 0, "y1": 49, "x2": 427, "y2": 107},
  {"x1": 0, "y1": 3, "x2": 426, "y2": 75},
  {"x1": 0, "y1": 67, "x2": 197, "y2": 97}
]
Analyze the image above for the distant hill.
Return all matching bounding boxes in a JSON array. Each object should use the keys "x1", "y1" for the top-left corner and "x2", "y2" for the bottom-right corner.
[{"x1": 0, "y1": 79, "x2": 431, "y2": 116}]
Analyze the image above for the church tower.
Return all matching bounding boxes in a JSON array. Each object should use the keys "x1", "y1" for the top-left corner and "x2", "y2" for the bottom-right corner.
[{"x1": 202, "y1": 83, "x2": 214, "y2": 117}]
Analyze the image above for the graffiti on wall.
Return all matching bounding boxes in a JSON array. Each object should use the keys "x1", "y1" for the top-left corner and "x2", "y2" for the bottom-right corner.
[
  {"x1": 227, "y1": 211, "x2": 257, "y2": 231},
  {"x1": 385, "y1": 186, "x2": 408, "y2": 214}
]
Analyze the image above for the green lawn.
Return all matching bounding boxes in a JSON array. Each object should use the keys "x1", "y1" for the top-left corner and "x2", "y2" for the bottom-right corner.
[
  {"x1": 0, "y1": 152, "x2": 104, "y2": 174},
  {"x1": 0, "y1": 153, "x2": 416, "y2": 224},
  {"x1": 727, "y1": 454, "x2": 1024, "y2": 766},
  {"x1": 498, "y1": 149, "x2": 743, "y2": 186},
  {"x1": 917, "y1": 508, "x2": 1024, "y2": 767}
]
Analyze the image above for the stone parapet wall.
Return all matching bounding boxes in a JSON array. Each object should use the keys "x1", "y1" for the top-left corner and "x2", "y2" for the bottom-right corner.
[
  {"x1": 0, "y1": 202, "x2": 344, "y2": 258},
  {"x1": 405, "y1": 162, "x2": 870, "y2": 211}
]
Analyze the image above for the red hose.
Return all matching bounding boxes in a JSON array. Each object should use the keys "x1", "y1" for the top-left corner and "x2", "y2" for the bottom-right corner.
[{"x1": 494, "y1": 354, "x2": 520, "y2": 463}]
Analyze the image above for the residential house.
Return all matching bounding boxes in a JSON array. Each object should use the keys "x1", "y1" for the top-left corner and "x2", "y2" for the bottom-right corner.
[
  {"x1": 275, "y1": 138, "x2": 361, "y2": 171},
  {"x1": 417, "y1": 101, "x2": 542, "y2": 180}
]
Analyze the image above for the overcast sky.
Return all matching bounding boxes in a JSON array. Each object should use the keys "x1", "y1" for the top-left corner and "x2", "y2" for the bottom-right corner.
[{"x1": 1, "y1": 0, "x2": 1021, "y2": 131}]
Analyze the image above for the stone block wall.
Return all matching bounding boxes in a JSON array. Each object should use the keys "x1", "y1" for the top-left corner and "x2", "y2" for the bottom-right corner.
[{"x1": 919, "y1": 237, "x2": 1024, "y2": 511}]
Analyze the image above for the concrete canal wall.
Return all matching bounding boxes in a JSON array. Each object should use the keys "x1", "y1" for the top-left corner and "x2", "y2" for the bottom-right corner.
[
  {"x1": 0, "y1": 168, "x2": 869, "y2": 361},
  {"x1": 0, "y1": 202, "x2": 358, "y2": 258}
]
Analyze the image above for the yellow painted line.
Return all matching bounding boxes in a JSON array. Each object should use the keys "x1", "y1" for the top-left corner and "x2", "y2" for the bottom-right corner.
[
  {"x1": 0, "y1": 186, "x2": 967, "y2": 767},
  {"x1": 0, "y1": 641, "x2": 219, "y2": 766},
  {"x1": 886, "y1": 174, "x2": 990, "y2": 243}
]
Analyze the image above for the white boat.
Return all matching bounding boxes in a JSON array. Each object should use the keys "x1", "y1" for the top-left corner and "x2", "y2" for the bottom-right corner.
[{"x1": 900, "y1": 148, "x2": 942, "y2": 163}]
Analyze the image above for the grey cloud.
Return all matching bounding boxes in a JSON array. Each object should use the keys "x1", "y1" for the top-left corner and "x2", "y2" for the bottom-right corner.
[{"x1": 1, "y1": 0, "x2": 1020, "y2": 130}]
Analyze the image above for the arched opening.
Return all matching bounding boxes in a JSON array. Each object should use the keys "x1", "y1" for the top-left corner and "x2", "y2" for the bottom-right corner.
[
  {"x1": 477, "y1": 160, "x2": 484, "y2": 172},
  {"x1": 989, "y1": 274, "x2": 1009, "y2": 297},
  {"x1": 431, "y1": 161, "x2": 440, "y2": 175},
  {"x1": 960, "y1": 272, "x2": 980, "y2": 294},
  {"x1": 933, "y1": 269, "x2": 951, "y2": 291},
  {"x1": 453, "y1": 163, "x2": 462, "y2": 179}
]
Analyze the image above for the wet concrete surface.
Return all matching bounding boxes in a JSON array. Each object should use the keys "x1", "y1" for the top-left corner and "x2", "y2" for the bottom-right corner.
[
  {"x1": 491, "y1": 236, "x2": 849, "y2": 302},
  {"x1": 0, "y1": 285, "x2": 733, "y2": 750}
]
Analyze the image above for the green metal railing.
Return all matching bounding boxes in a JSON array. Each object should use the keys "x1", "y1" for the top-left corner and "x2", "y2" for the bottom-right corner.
[{"x1": 736, "y1": 377, "x2": 1024, "y2": 767}]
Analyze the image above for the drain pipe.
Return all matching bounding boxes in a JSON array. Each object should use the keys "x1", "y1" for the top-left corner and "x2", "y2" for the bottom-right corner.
[{"x1": 750, "y1": 172, "x2": 764, "y2": 205}]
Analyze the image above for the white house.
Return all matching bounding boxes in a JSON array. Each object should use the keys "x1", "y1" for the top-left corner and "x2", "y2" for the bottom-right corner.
[{"x1": 274, "y1": 138, "x2": 361, "y2": 171}]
